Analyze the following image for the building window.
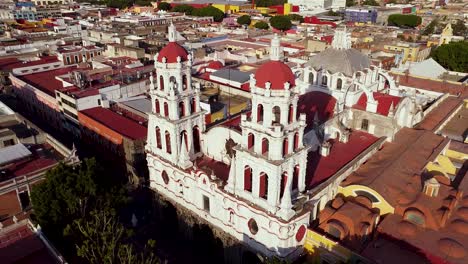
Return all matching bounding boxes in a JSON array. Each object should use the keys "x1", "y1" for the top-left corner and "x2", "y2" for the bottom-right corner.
[
  {"x1": 3, "y1": 139, "x2": 15, "y2": 147},
  {"x1": 244, "y1": 165, "x2": 252, "y2": 192},
  {"x1": 161, "y1": 170, "x2": 169, "y2": 184},
  {"x1": 293, "y1": 132, "x2": 300, "y2": 150},
  {"x1": 288, "y1": 104, "x2": 294, "y2": 123},
  {"x1": 159, "y1": 75, "x2": 164, "y2": 90},
  {"x1": 19, "y1": 191, "x2": 30, "y2": 210},
  {"x1": 322, "y1": 75, "x2": 328, "y2": 86},
  {"x1": 280, "y1": 172, "x2": 288, "y2": 199},
  {"x1": 163, "y1": 102, "x2": 169, "y2": 117},
  {"x1": 354, "y1": 190, "x2": 379, "y2": 203},
  {"x1": 190, "y1": 98, "x2": 196, "y2": 113},
  {"x1": 179, "y1": 101, "x2": 185, "y2": 118},
  {"x1": 259, "y1": 172, "x2": 268, "y2": 199},
  {"x1": 257, "y1": 104, "x2": 264, "y2": 123},
  {"x1": 336, "y1": 78, "x2": 343, "y2": 90},
  {"x1": 182, "y1": 75, "x2": 188, "y2": 90},
  {"x1": 309, "y1": 72, "x2": 314, "y2": 84},
  {"x1": 248, "y1": 218, "x2": 258, "y2": 235},
  {"x1": 203, "y1": 195, "x2": 210, "y2": 213},
  {"x1": 261, "y1": 138, "x2": 269, "y2": 156},
  {"x1": 272, "y1": 106, "x2": 281, "y2": 125},
  {"x1": 282, "y1": 138, "x2": 289, "y2": 157},
  {"x1": 328, "y1": 224, "x2": 342, "y2": 240},
  {"x1": 165, "y1": 131, "x2": 171, "y2": 154},
  {"x1": 74, "y1": 55, "x2": 79, "y2": 63},
  {"x1": 247, "y1": 133, "x2": 254, "y2": 150},
  {"x1": 155, "y1": 127, "x2": 162, "y2": 149},
  {"x1": 293, "y1": 165, "x2": 299, "y2": 191},
  {"x1": 404, "y1": 209, "x2": 425, "y2": 226},
  {"x1": 193, "y1": 126, "x2": 201, "y2": 153},
  {"x1": 361, "y1": 119, "x2": 369, "y2": 131},
  {"x1": 155, "y1": 99, "x2": 160, "y2": 114}
]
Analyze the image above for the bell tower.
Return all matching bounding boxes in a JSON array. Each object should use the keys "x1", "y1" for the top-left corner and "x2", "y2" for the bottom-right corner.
[
  {"x1": 226, "y1": 35, "x2": 309, "y2": 220},
  {"x1": 146, "y1": 23, "x2": 205, "y2": 169}
]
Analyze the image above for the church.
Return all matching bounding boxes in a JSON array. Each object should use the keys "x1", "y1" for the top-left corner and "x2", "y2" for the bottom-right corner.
[{"x1": 146, "y1": 24, "x2": 424, "y2": 260}]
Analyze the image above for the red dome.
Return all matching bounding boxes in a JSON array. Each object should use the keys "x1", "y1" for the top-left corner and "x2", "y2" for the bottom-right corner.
[
  {"x1": 208, "y1": 61, "x2": 223, "y2": 69},
  {"x1": 254, "y1": 61, "x2": 295, "y2": 90},
  {"x1": 157, "y1": 42, "x2": 189, "y2": 63}
]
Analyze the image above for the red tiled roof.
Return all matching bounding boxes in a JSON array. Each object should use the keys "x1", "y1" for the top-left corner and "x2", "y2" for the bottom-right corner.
[
  {"x1": 353, "y1": 92, "x2": 401, "y2": 116},
  {"x1": 306, "y1": 131, "x2": 379, "y2": 189},
  {"x1": 415, "y1": 97, "x2": 462, "y2": 131},
  {"x1": 11, "y1": 157, "x2": 57, "y2": 177},
  {"x1": 157, "y1": 42, "x2": 188, "y2": 63},
  {"x1": 254, "y1": 61, "x2": 295, "y2": 90},
  {"x1": 298, "y1": 91, "x2": 337, "y2": 131},
  {"x1": 195, "y1": 156, "x2": 230, "y2": 182},
  {"x1": 80, "y1": 107, "x2": 147, "y2": 140},
  {"x1": 0, "y1": 56, "x2": 59, "y2": 72},
  {"x1": 19, "y1": 67, "x2": 76, "y2": 96}
]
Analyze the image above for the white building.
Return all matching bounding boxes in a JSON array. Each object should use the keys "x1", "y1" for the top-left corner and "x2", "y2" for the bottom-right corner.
[
  {"x1": 146, "y1": 25, "x2": 426, "y2": 261},
  {"x1": 289, "y1": 0, "x2": 345, "y2": 11}
]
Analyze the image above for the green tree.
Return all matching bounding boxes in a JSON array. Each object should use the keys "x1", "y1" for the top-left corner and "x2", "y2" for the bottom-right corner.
[
  {"x1": 346, "y1": 0, "x2": 356, "y2": 7},
  {"x1": 255, "y1": 0, "x2": 286, "y2": 7},
  {"x1": 237, "y1": 15, "x2": 252, "y2": 26},
  {"x1": 452, "y1": 20, "x2": 467, "y2": 36},
  {"x1": 158, "y1": 2, "x2": 171, "y2": 11},
  {"x1": 423, "y1": 19, "x2": 438, "y2": 35},
  {"x1": 287, "y1": 14, "x2": 304, "y2": 23},
  {"x1": 254, "y1": 21, "x2": 269, "y2": 30},
  {"x1": 172, "y1": 4, "x2": 194, "y2": 15},
  {"x1": 327, "y1": 10, "x2": 340, "y2": 16},
  {"x1": 70, "y1": 209, "x2": 159, "y2": 264},
  {"x1": 264, "y1": 256, "x2": 289, "y2": 264},
  {"x1": 431, "y1": 41, "x2": 468, "y2": 72},
  {"x1": 192, "y1": 6, "x2": 225, "y2": 22},
  {"x1": 388, "y1": 14, "x2": 422, "y2": 28},
  {"x1": 270, "y1": 15, "x2": 292, "y2": 31},
  {"x1": 363, "y1": 0, "x2": 379, "y2": 5}
]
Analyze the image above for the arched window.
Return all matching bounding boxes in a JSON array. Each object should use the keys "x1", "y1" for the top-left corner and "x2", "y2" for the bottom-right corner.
[
  {"x1": 404, "y1": 209, "x2": 425, "y2": 226},
  {"x1": 272, "y1": 106, "x2": 281, "y2": 125},
  {"x1": 257, "y1": 104, "x2": 264, "y2": 123},
  {"x1": 155, "y1": 127, "x2": 162, "y2": 149},
  {"x1": 169, "y1": 76, "x2": 176, "y2": 86},
  {"x1": 159, "y1": 75, "x2": 164, "y2": 90},
  {"x1": 328, "y1": 223, "x2": 343, "y2": 239},
  {"x1": 293, "y1": 165, "x2": 299, "y2": 191},
  {"x1": 322, "y1": 75, "x2": 328, "y2": 86},
  {"x1": 248, "y1": 133, "x2": 255, "y2": 150},
  {"x1": 244, "y1": 166, "x2": 252, "y2": 192},
  {"x1": 190, "y1": 98, "x2": 196, "y2": 114},
  {"x1": 280, "y1": 172, "x2": 288, "y2": 199},
  {"x1": 163, "y1": 102, "x2": 169, "y2": 117},
  {"x1": 161, "y1": 170, "x2": 169, "y2": 184},
  {"x1": 336, "y1": 78, "x2": 343, "y2": 90},
  {"x1": 179, "y1": 101, "x2": 185, "y2": 118},
  {"x1": 193, "y1": 126, "x2": 201, "y2": 153},
  {"x1": 261, "y1": 138, "x2": 269, "y2": 155},
  {"x1": 288, "y1": 104, "x2": 294, "y2": 123},
  {"x1": 282, "y1": 138, "x2": 289, "y2": 157},
  {"x1": 309, "y1": 72, "x2": 314, "y2": 84},
  {"x1": 180, "y1": 131, "x2": 188, "y2": 151},
  {"x1": 229, "y1": 210, "x2": 234, "y2": 223},
  {"x1": 259, "y1": 172, "x2": 268, "y2": 199},
  {"x1": 182, "y1": 75, "x2": 188, "y2": 90},
  {"x1": 361, "y1": 119, "x2": 369, "y2": 131},
  {"x1": 293, "y1": 132, "x2": 300, "y2": 150},
  {"x1": 354, "y1": 190, "x2": 380, "y2": 203},
  {"x1": 155, "y1": 99, "x2": 160, "y2": 114},
  {"x1": 165, "y1": 131, "x2": 171, "y2": 154}
]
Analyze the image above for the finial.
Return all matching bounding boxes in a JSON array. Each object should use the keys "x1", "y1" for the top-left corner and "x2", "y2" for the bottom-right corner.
[
  {"x1": 270, "y1": 34, "x2": 283, "y2": 61},
  {"x1": 168, "y1": 22, "x2": 177, "y2": 42},
  {"x1": 331, "y1": 27, "x2": 351, "y2": 50}
]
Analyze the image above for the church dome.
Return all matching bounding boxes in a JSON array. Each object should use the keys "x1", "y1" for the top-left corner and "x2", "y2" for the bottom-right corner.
[
  {"x1": 254, "y1": 61, "x2": 295, "y2": 90},
  {"x1": 208, "y1": 61, "x2": 223, "y2": 69},
  {"x1": 157, "y1": 42, "x2": 189, "y2": 63}
]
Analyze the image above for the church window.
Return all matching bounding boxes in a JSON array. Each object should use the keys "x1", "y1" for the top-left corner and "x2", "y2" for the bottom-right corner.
[
  {"x1": 159, "y1": 75, "x2": 164, "y2": 90},
  {"x1": 182, "y1": 75, "x2": 188, "y2": 90},
  {"x1": 161, "y1": 170, "x2": 169, "y2": 184},
  {"x1": 165, "y1": 131, "x2": 171, "y2": 154},
  {"x1": 259, "y1": 172, "x2": 268, "y2": 199},
  {"x1": 155, "y1": 127, "x2": 162, "y2": 149},
  {"x1": 248, "y1": 218, "x2": 258, "y2": 235},
  {"x1": 354, "y1": 190, "x2": 379, "y2": 203},
  {"x1": 336, "y1": 78, "x2": 343, "y2": 90},
  {"x1": 328, "y1": 224, "x2": 342, "y2": 239},
  {"x1": 293, "y1": 132, "x2": 300, "y2": 150},
  {"x1": 244, "y1": 166, "x2": 252, "y2": 192},
  {"x1": 293, "y1": 165, "x2": 299, "y2": 191},
  {"x1": 193, "y1": 126, "x2": 201, "y2": 153},
  {"x1": 404, "y1": 209, "x2": 425, "y2": 226},
  {"x1": 280, "y1": 172, "x2": 288, "y2": 199},
  {"x1": 248, "y1": 133, "x2": 255, "y2": 150},
  {"x1": 155, "y1": 99, "x2": 160, "y2": 114},
  {"x1": 229, "y1": 211, "x2": 234, "y2": 223},
  {"x1": 322, "y1": 75, "x2": 328, "y2": 86},
  {"x1": 261, "y1": 138, "x2": 269, "y2": 156},
  {"x1": 282, "y1": 138, "x2": 289, "y2": 157},
  {"x1": 288, "y1": 104, "x2": 294, "y2": 123},
  {"x1": 180, "y1": 131, "x2": 188, "y2": 150},
  {"x1": 179, "y1": 101, "x2": 185, "y2": 118},
  {"x1": 309, "y1": 72, "x2": 314, "y2": 84},
  {"x1": 203, "y1": 195, "x2": 210, "y2": 213},
  {"x1": 163, "y1": 102, "x2": 169, "y2": 117},
  {"x1": 272, "y1": 106, "x2": 281, "y2": 125},
  {"x1": 257, "y1": 104, "x2": 264, "y2": 123},
  {"x1": 361, "y1": 119, "x2": 369, "y2": 131},
  {"x1": 190, "y1": 98, "x2": 196, "y2": 114}
]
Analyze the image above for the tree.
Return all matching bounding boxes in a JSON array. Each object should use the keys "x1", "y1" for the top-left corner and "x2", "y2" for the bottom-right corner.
[
  {"x1": 388, "y1": 14, "x2": 422, "y2": 28},
  {"x1": 431, "y1": 41, "x2": 468, "y2": 72},
  {"x1": 70, "y1": 209, "x2": 159, "y2": 264},
  {"x1": 287, "y1": 14, "x2": 304, "y2": 23},
  {"x1": 255, "y1": 0, "x2": 286, "y2": 7},
  {"x1": 363, "y1": 0, "x2": 379, "y2": 5},
  {"x1": 192, "y1": 6, "x2": 225, "y2": 22},
  {"x1": 270, "y1": 15, "x2": 292, "y2": 31},
  {"x1": 172, "y1": 4, "x2": 194, "y2": 15},
  {"x1": 423, "y1": 19, "x2": 438, "y2": 35},
  {"x1": 254, "y1": 21, "x2": 269, "y2": 30},
  {"x1": 237, "y1": 15, "x2": 251, "y2": 26},
  {"x1": 158, "y1": 2, "x2": 171, "y2": 11},
  {"x1": 452, "y1": 20, "x2": 467, "y2": 36},
  {"x1": 327, "y1": 10, "x2": 340, "y2": 17},
  {"x1": 346, "y1": 0, "x2": 356, "y2": 7}
]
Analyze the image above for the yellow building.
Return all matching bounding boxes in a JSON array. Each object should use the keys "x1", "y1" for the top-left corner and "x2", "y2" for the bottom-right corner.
[
  {"x1": 212, "y1": 3, "x2": 251, "y2": 13},
  {"x1": 383, "y1": 42, "x2": 431, "y2": 63}
]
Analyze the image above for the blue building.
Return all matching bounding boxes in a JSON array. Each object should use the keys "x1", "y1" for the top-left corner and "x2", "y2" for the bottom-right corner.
[{"x1": 345, "y1": 7, "x2": 378, "y2": 23}]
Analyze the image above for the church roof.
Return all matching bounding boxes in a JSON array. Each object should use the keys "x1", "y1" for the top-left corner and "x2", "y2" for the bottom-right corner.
[
  {"x1": 307, "y1": 48, "x2": 371, "y2": 77},
  {"x1": 254, "y1": 60, "x2": 296, "y2": 90}
]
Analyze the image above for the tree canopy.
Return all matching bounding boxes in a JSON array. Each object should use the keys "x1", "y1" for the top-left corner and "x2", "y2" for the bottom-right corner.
[
  {"x1": 172, "y1": 4, "x2": 195, "y2": 15},
  {"x1": 431, "y1": 41, "x2": 468, "y2": 72},
  {"x1": 158, "y1": 2, "x2": 172, "y2": 11},
  {"x1": 287, "y1": 14, "x2": 304, "y2": 23},
  {"x1": 192, "y1": 6, "x2": 225, "y2": 22},
  {"x1": 254, "y1": 21, "x2": 269, "y2": 30},
  {"x1": 237, "y1": 15, "x2": 252, "y2": 26},
  {"x1": 255, "y1": 0, "x2": 286, "y2": 7},
  {"x1": 346, "y1": 0, "x2": 356, "y2": 7},
  {"x1": 363, "y1": 0, "x2": 379, "y2": 5},
  {"x1": 388, "y1": 14, "x2": 422, "y2": 28},
  {"x1": 270, "y1": 15, "x2": 292, "y2": 31},
  {"x1": 423, "y1": 19, "x2": 438, "y2": 35},
  {"x1": 452, "y1": 20, "x2": 467, "y2": 36}
]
